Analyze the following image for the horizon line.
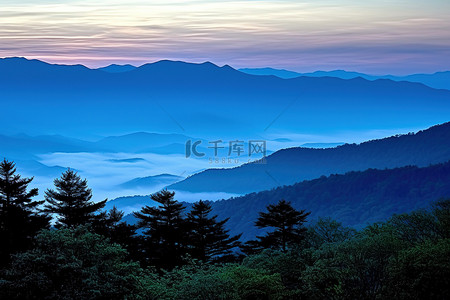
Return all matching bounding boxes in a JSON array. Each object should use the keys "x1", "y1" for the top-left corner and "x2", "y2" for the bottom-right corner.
[{"x1": 1, "y1": 56, "x2": 447, "y2": 77}]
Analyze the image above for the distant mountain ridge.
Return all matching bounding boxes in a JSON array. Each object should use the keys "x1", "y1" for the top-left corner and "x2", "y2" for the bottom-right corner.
[
  {"x1": 0, "y1": 131, "x2": 196, "y2": 156},
  {"x1": 300, "y1": 142, "x2": 344, "y2": 148},
  {"x1": 239, "y1": 67, "x2": 450, "y2": 90},
  {"x1": 97, "y1": 64, "x2": 137, "y2": 73},
  {"x1": 208, "y1": 160, "x2": 450, "y2": 240},
  {"x1": 104, "y1": 195, "x2": 161, "y2": 214},
  {"x1": 121, "y1": 160, "x2": 450, "y2": 241},
  {"x1": 169, "y1": 122, "x2": 450, "y2": 194},
  {"x1": 0, "y1": 131, "x2": 198, "y2": 181},
  {"x1": 119, "y1": 174, "x2": 184, "y2": 189},
  {"x1": 1, "y1": 57, "x2": 449, "y2": 138},
  {"x1": 94, "y1": 132, "x2": 197, "y2": 153}
]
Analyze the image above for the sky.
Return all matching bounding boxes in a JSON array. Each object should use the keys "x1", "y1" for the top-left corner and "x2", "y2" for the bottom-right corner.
[{"x1": 1, "y1": 0, "x2": 449, "y2": 75}]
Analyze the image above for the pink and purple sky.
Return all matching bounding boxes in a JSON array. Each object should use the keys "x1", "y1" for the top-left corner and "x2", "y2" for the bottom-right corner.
[{"x1": 1, "y1": 0, "x2": 449, "y2": 75}]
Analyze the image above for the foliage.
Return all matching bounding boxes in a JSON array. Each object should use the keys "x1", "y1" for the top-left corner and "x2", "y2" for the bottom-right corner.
[
  {"x1": 187, "y1": 200, "x2": 241, "y2": 262},
  {"x1": 432, "y1": 198, "x2": 450, "y2": 238},
  {"x1": 386, "y1": 238, "x2": 450, "y2": 299},
  {"x1": 134, "y1": 192, "x2": 241, "y2": 268},
  {"x1": 301, "y1": 228, "x2": 407, "y2": 299},
  {"x1": 307, "y1": 217, "x2": 356, "y2": 248},
  {"x1": 0, "y1": 161, "x2": 449, "y2": 299},
  {"x1": 134, "y1": 190, "x2": 187, "y2": 269},
  {"x1": 0, "y1": 159, "x2": 49, "y2": 267},
  {"x1": 44, "y1": 169, "x2": 107, "y2": 228},
  {"x1": 93, "y1": 206, "x2": 139, "y2": 260},
  {"x1": 388, "y1": 198, "x2": 450, "y2": 244},
  {"x1": 153, "y1": 262, "x2": 287, "y2": 300},
  {"x1": 244, "y1": 200, "x2": 310, "y2": 253},
  {"x1": 0, "y1": 227, "x2": 149, "y2": 300},
  {"x1": 209, "y1": 162, "x2": 450, "y2": 241},
  {"x1": 242, "y1": 249, "x2": 306, "y2": 293}
]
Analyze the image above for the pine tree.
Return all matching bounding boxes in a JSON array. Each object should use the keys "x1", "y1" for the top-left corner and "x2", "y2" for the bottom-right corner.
[
  {"x1": 187, "y1": 200, "x2": 241, "y2": 262},
  {"x1": 44, "y1": 169, "x2": 106, "y2": 228},
  {"x1": 0, "y1": 159, "x2": 50, "y2": 266},
  {"x1": 94, "y1": 206, "x2": 139, "y2": 260},
  {"x1": 253, "y1": 200, "x2": 310, "y2": 253},
  {"x1": 134, "y1": 190, "x2": 187, "y2": 269},
  {"x1": 0, "y1": 227, "x2": 147, "y2": 299}
]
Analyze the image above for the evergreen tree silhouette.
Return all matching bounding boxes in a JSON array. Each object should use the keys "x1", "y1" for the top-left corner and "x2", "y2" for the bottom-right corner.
[
  {"x1": 44, "y1": 169, "x2": 106, "y2": 228},
  {"x1": 134, "y1": 190, "x2": 186, "y2": 269},
  {"x1": 94, "y1": 206, "x2": 139, "y2": 260},
  {"x1": 187, "y1": 200, "x2": 241, "y2": 262},
  {"x1": 248, "y1": 200, "x2": 310, "y2": 253},
  {"x1": 0, "y1": 159, "x2": 49, "y2": 267}
]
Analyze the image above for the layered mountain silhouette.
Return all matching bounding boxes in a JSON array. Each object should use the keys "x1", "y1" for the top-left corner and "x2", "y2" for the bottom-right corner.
[
  {"x1": 300, "y1": 142, "x2": 344, "y2": 148},
  {"x1": 240, "y1": 67, "x2": 450, "y2": 90},
  {"x1": 1, "y1": 57, "x2": 450, "y2": 138},
  {"x1": 97, "y1": 64, "x2": 137, "y2": 73},
  {"x1": 119, "y1": 174, "x2": 184, "y2": 189},
  {"x1": 169, "y1": 122, "x2": 450, "y2": 194},
  {"x1": 0, "y1": 131, "x2": 198, "y2": 181},
  {"x1": 104, "y1": 195, "x2": 161, "y2": 214},
  {"x1": 121, "y1": 160, "x2": 450, "y2": 241},
  {"x1": 0, "y1": 132, "x2": 196, "y2": 157},
  {"x1": 208, "y1": 160, "x2": 450, "y2": 240},
  {"x1": 0, "y1": 134, "x2": 94, "y2": 159},
  {"x1": 94, "y1": 132, "x2": 197, "y2": 153}
]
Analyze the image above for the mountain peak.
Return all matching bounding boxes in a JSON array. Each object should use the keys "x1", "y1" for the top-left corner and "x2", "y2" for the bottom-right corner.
[
  {"x1": 0, "y1": 56, "x2": 91, "y2": 74},
  {"x1": 1, "y1": 56, "x2": 28, "y2": 62},
  {"x1": 141, "y1": 59, "x2": 220, "y2": 69},
  {"x1": 97, "y1": 64, "x2": 136, "y2": 73}
]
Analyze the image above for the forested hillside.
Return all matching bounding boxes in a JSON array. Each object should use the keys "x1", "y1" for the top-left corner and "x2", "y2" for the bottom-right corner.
[
  {"x1": 207, "y1": 161, "x2": 450, "y2": 240},
  {"x1": 115, "y1": 160, "x2": 450, "y2": 241},
  {"x1": 170, "y1": 122, "x2": 450, "y2": 193},
  {"x1": 1, "y1": 158, "x2": 448, "y2": 299}
]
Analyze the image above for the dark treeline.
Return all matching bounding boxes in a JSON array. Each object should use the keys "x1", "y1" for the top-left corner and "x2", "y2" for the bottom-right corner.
[
  {"x1": 0, "y1": 158, "x2": 449, "y2": 299},
  {"x1": 211, "y1": 161, "x2": 450, "y2": 241}
]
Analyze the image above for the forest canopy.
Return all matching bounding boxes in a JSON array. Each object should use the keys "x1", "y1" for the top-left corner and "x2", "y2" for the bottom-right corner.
[{"x1": 0, "y1": 160, "x2": 448, "y2": 299}]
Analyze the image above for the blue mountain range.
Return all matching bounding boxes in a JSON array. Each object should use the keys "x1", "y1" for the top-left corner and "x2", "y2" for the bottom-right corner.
[
  {"x1": 1, "y1": 57, "x2": 449, "y2": 140},
  {"x1": 118, "y1": 156, "x2": 450, "y2": 241},
  {"x1": 119, "y1": 174, "x2": 184, "y2": 189},
  {"x1": 111, "y1": 123, "x2": 450, "y2": 240},
  {"x1": 169, "y1": 122, "x2": 450, "y2": 194},
  {"x1": 97, "y1": 64, "x2": 137, "y2": 73},
  {"x1": 239, "y1": 67, "x2": 450, "y2": 90}
]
